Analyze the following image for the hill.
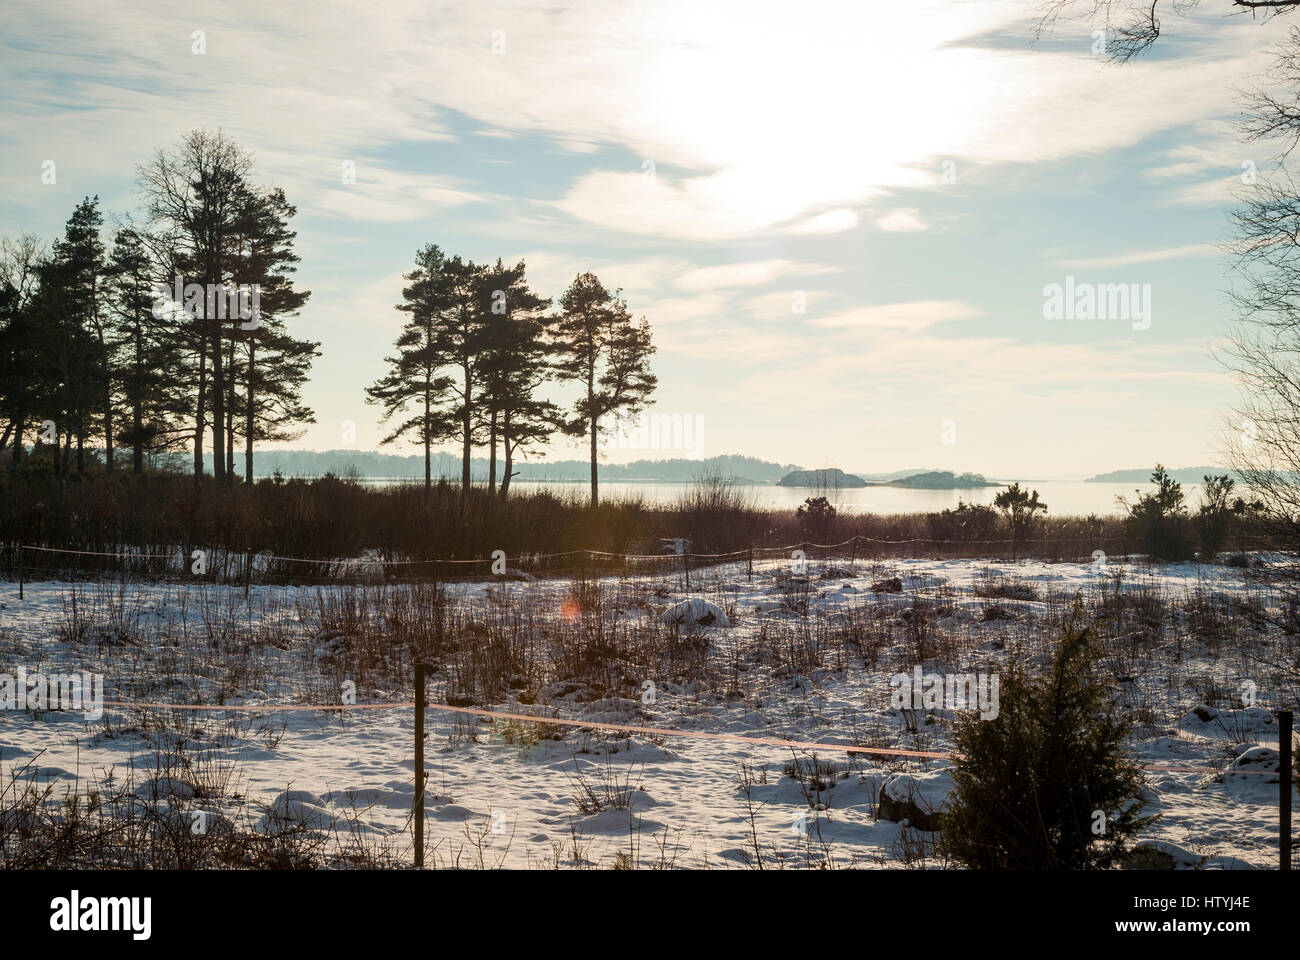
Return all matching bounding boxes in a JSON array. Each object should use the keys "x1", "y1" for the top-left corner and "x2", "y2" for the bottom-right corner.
[
  {"x1": 1085, "y1": 466, "x2": 1235, "y2": 484},
  {"x1": 887, "y1": 471, "x2": 994, "y2": 489},
  {"x1": 777, "y1": 468, "x2": 868, "y2": 488}
]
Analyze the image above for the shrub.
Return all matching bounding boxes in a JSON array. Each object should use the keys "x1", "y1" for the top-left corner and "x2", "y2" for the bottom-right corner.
[
  {"x1": 1195, "y1": 474, "x2": 1240, "y2": 563},
  {"x1": 925, "y1": 500, "x2": 1000, "y2": 543},
  {"x1": 1119, "y1": 465, "x2": 1193, "y2": 561},
  {"x1": 944, "y1": 606, "x2": 1156, "y2": 869},
  {"x1": 796, "y1": 496, "x2": 837, "y2": 543},
  {"x1": 993, "y1": 483, "x2": 1047, "y2": 559}
]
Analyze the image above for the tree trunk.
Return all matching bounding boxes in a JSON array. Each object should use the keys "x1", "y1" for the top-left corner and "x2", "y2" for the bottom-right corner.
[
  {"x1": 99, "y1": 329, "x2": 112, "y2": 475},
  {"x1": 500, "y1": 410, "x2": 513, "y2": 499},
  {"x1": 226, "y1": 334, "x2": 236, "y2": 480},
  {"x1": 488, "y1": 409, "x2": 498, "y2": 495},
  {"x1": 245, "y1": 341, "x2": 255, "y2": 485},
  {"x1": 132, "y1": 325, "x2": 144, "y2": 475},
  {"x1": 461, "y1": 365, "x2": 472, "y2": 492},
  {"x1": 11, "y1": 415, "x2": 22, "y2": 481},
  {"x1": 589, "y1": 417, "x2": 598, "y2": 506},
  {"x1": 587, "y1": 367, "x2": 598, "y2": 505},
  {"x1": 194, "y1": 337, "x2": 207, "y2": 482},
  {"x1": 424, "y1": 384, "x2": 432, "y2": 492},
  {"x1": 211, "y1": 321, "x2": 226, "y2": 484}
]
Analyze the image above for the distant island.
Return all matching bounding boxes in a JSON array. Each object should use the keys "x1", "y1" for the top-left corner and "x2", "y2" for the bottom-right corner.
[
  {"x1": 1085, "y1": 466, "x2": 1235, "y2": 484},
  {"x1": 778, "y1": 468, "x2": 994, "y2": 490},
  {"x1": 886, "y1": 470, "x2": 994, "y2": 489},
  {"x1": 777, "y1": 468, "x2": 868, "y2": 488}
]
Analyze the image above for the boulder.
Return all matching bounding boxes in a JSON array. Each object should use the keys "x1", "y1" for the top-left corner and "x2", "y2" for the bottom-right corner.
[
  {"x1": 877, "y1": 772, "x2": 950, "y2": 832},
  {"x1": 661, "y1": 598, "x2": 731, "y2": 629}
]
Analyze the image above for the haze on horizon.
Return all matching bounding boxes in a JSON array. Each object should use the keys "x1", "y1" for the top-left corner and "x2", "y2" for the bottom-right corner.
[{"x1": 0, "y1": 0, "x2": 1273, "y2": 479}]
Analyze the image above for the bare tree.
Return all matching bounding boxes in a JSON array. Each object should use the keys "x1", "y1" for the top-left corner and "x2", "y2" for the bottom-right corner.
[
  {"x1": 1036, "y1": 0, "x2": 1299, "y2": 62},
  {"x1": 137, "y1": 130, "x2": 253, "y2": 483}
]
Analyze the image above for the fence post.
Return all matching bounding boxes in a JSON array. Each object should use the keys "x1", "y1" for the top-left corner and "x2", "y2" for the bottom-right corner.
[
  {"x1": 244, "y1": 549, "x2": 252, "y2": 603},
  {"x1": 17, "y1": 544, "x2": 23, "y2": 601},
  {"x1": 682, "y1": 549, "x2": 690, "y2": 591},
  {"x1": 1282, "y1": 709, "x2": 1293, "y2": 872},
  {"x1": 747, "y1": 546, "x2": 753, "y2": 581},
  {"x1": 414, "y1": 661, "x2": 426, "y2": 869}
]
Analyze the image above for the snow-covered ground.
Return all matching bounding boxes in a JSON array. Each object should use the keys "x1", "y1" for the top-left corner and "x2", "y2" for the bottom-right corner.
[{"x1": 0, "y1": 554, "x2": 1293, "y2": 869}]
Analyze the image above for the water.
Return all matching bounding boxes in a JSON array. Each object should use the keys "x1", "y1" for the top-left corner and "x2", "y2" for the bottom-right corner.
[{"x1": 346, "y1": 477, "x2": 1192, "y2": 517}]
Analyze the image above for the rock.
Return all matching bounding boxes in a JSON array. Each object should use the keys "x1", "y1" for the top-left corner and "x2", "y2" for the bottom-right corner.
[
  {"x1": 1120, "y1": 840, "x2": 1205, "y2": 870},
  {"x1": 256, "y1": 790, "x2": 334, "y2": 833},
  {"x1": 1225, "y1": 745, "x2": 1280, "y2": 782},
  {"x1": 877, "y1": 773, "x2": 949, "y2": 832},
  {"x1": 1178, "y1": 704, "x2": 1275, "y2": 740},
  {"x1": 135, "y1": 777, "x2": 195, "y2": 801},
  {"x1": 661, "y1": 598, "x2": 731, "y2": 629}
]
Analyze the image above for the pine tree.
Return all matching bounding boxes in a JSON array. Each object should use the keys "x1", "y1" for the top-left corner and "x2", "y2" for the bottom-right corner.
[
  {"x1": 225, "y1": 187, "x2": 315, "y2": 483},
  {"x1": 944, "y1": 605, "x2": 1156, "y2": 869},
  {"x1": 0, "y1": 233, "x2": 46, "y2": 479},
  {"x1": 51, "y1": 198, "x2": 109, "y2": 475},
  {"x1": 105, "y1": 227, "x2": 188, "y2": 473},
  {"x1": 475, "y1": 259, "x2": 558, "y2": 497},
  {"x1": 438, "y1": 255, "x2": 488, "y2": 492},
  {"x1": 366, "y1": 244, "x2": 456, "y2": 490},
  {"x1": 553, "y1": 273, "x2": 656, "y2": 504}
]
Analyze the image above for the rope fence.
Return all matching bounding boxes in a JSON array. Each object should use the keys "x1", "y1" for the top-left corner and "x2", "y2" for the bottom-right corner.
[
  {"x1": 74, "y1": 693, "x2": 1288, "y2": 776},
  {"x1": 1, "y1": 534, "x2": 1155, "y2": 591}
]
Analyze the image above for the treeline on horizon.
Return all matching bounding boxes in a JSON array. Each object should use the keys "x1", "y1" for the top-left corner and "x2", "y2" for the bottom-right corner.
[
  {"x1": 211, "y1": 450, "x2": 800, "y2": 483},
  {"x1": 0, "y1": 128, "x2": 661, "y2": 506}
]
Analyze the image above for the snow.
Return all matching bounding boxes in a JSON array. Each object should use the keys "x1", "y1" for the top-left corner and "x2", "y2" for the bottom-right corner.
[{"x1": 0, "y1": 552, "x2": 1295, "y2": 868}]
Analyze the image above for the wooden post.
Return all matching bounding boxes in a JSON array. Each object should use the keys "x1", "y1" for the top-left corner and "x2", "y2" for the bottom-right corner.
[
  {"x1": 414, "y1": 661, "x2": 426, "y2": 869},
  {"x1": 682, "y1": 549, "x2": 690, "y2": 591},
  {"x1": 1281, "y1": 709, "x2": 1293, "y2": 872},
  {"x1": 747, "y1": 546, "x2": 753, "y2": 581},
  {"x1": 244, "y1": 549, "x2": 252, "y2": 603},
  {"x1": 17, "y1": 544, "x2": 23, "y2": 601}
]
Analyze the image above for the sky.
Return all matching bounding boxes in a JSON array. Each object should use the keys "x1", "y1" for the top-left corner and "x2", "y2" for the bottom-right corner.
[{"x1": 0, "y1": 0, "x2": 1289, "y2": 480}]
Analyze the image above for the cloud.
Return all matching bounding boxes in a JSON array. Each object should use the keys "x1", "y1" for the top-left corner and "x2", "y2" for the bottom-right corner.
[
  {"x1": 314, "y1": 171, "x2": 489, "y2": 222},
  {"x1": 675, "y1": 259, "x2": 836, "y2": 292},
  {"x1": 1056, "y1": 243, "x2": 1220, "y2": 268},
  {"x1": 784, "y1": 209, "x2": 860, "y2": 235},
  {"x1": 806, "y1": 300, "x2": 984, "y2": 333},
  {"x1": 874, "y1": 208, "x2": 928, "y2": 233}
]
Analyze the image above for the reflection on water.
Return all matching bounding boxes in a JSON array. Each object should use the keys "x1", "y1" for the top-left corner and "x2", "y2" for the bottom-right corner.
[{"x1": 346, "y1": 477, "x2": 1192, "y2": 517}]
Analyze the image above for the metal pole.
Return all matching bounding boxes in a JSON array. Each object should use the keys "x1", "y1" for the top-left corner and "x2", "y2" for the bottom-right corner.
[
  {"x1": 1281, "y1": 710, "x2": 1293, "y2": 872},
  {"x1": 414, "y1": 661, "x2": 426, "y2": 869}
]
